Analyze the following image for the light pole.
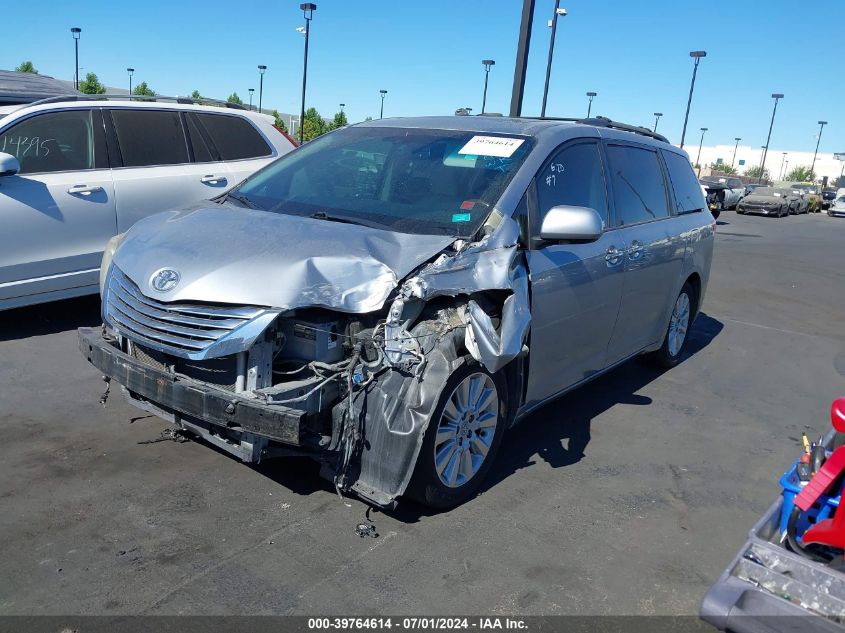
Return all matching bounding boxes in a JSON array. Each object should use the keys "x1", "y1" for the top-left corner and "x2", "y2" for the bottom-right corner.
[
  {"x1": 127, "y1": 67, "x2": 134, "y2": 99},
  {"x1": 379, "y1": 89, "x2": 387, "y2": 119},
  {"x1": 779, "y1": 152, "x2": 787, "y2": 180},
  {"x1": 481, "y1": 59, "x2": 495, "y2": 114},
  {"x1": 585, "y1": 91, "x2": 596, "y2": 118},
  {"x1": 257, "y1": 65, "x2": 267, "y2": 113},
  {"x1": 298, "y1": 3, "x2": 316, "y2": 144},
  {"x1": 680, "y1": 50, "x2": 706, "y2": 149},
  {"x1": 509, "y1": 0, "x2": 536, "y2": 117},
  {"x1": 71, "y1": 27, "x2": 82, "y2": 90},
  {"x1": 696, "y1": 127, "x2": 707, "y2": 177},
  {"x1": 248, "y1": 88, "x2": 254, "y2": 111},
  {"x1": 811, "y1": 120, "x2": 827, "y2": 179},
  {"x1": 339, "y1": 103, "x2": 345, "y2": 115},
  {"x1": 653, "y1": 112, "x2": 663, "y2": 132},
  {"x1": 836, "y1": 154, "x2": 845, "y2": 182},
  {"x1": 540, "y1": 3, "x2": 567, "y2": 117},
  {"x1": 759, "y1": 93, "x2": 784, "y2": 184},
  {"x1": 731, "y1": 137, "x2": 741, "y2": 168}
]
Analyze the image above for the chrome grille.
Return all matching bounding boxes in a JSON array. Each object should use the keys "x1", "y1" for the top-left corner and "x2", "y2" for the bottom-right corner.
[{"x1": 106, "y1": 267, "x2": 265, "y2": 357}]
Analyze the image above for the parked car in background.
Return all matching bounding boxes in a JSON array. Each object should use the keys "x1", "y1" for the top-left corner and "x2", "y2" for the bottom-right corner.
[
  {"x1": 821, "y1": 188, "x2": 837, "y2": 210},
  {"x1": 784, "y1": 188, "x2": 810, "y2": 214},
  {"x1": 828, "y1": 189, "x2": 845, "y2": 217},
  {"x1": 701, "y1": 176, "x2": 744, "y2": 210},
  {"x1": 787, "y1": 183, "x2": 820, "y2": 212},
  {"x1": 737, "y1": 187, "x2": 789, "y2": 217},
  {"x1": 0, "y1": 96, "x2": 297, "y2": 310},
  {"x1": 79, "y1": 115, "x2": 714, "y2": 509}
]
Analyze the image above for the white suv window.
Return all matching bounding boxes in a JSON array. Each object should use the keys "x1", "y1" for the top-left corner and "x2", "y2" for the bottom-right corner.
[
  {"x1": 0, "y1": 110, "x2": 94, "y2": 174},
  {"x1": 111, "y1": 109, "x2": 189, "y2": 167},
  {"x1": 193, "y1": 113, "x2": 272, "y2": 161}
]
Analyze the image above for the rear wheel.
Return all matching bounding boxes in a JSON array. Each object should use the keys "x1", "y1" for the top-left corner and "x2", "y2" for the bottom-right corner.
[
  {"x1": 648, "y1": 283, "x2": 695, "y2": 368},
  {"x1": 407, "y1": 362, "x2": 507, "y2": 509}
]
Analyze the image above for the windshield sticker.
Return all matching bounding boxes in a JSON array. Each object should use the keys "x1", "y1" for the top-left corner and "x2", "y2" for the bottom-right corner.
[
  {"x1": 452, "y1": 212, "x2": 472, "y2": 223},
  {"x1": 460, "y1": 201, "x2": 475, "y2": 210},
  {"x1": 458, "y1": 136, "x2": 525, "y2": 158}
]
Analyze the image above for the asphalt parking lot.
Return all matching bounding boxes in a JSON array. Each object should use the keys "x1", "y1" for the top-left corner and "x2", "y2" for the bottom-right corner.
[{"x1": 1, "y1": 211, "x2": 844, "y2": 616}]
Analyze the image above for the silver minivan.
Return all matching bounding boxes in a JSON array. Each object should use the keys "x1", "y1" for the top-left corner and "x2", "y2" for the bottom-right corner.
[
  {"x1": 79, "y1": 116, "x2": 714, "y2": 509},
  {"x1": 0, "y1": 97, "x2": 295, "y2": 310}
]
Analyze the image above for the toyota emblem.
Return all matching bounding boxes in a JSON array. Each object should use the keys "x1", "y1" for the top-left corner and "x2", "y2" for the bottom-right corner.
[{"x1": 150, "y1": 268, "x2": 180, "y2": 292}]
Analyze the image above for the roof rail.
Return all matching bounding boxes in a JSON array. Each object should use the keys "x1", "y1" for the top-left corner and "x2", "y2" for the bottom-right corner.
[
  {"x1": 523, "y1": 115, "x2": 670, "y2": 144},
  {"x1": 20, "y1": 93, "x2": 249, "y2": 110}
]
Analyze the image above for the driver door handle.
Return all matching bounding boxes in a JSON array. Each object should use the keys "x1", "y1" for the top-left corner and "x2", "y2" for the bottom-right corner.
[
  {"x1": 605, "y1": 245, "x2": 623, "y2": 266},
  {"x1": 200, "y1": 174, "x2": 226, "y2": 185},
  {"x1": 67, "y1": 184, "x2": 103, "y2": 196}
]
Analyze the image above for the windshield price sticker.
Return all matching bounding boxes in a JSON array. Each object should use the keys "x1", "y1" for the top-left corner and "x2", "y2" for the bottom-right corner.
[{"x1": 458, "y1": 136, "x2": 525, "y2": 158}]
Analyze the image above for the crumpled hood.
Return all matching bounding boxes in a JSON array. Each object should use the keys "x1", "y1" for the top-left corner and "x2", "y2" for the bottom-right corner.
[
  {"x1": 742, "y1": 195, "x2": 780, "y2": 205},
  {"x1": 112, "y1": 204, "x2": 456, "y2": 313}
]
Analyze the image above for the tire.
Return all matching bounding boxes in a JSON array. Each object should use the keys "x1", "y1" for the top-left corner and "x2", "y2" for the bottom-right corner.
[
  {"x1": 736, "y1": 208, "x2": 745, "y2": 215},
  {"x1": 648, "y1": 282, "x2": 695, "y2": 368},
  {"x1": 407, "y1": 361, "x2": 507, "y2": 509}
]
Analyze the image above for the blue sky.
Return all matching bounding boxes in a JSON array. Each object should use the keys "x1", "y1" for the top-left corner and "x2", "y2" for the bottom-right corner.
[{"x1": 2, "y1": 0, "x2": 843, "y2": 153}]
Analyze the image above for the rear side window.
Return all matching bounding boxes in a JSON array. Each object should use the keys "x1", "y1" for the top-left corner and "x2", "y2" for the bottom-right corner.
[
  {"x1": 194, "y1": 113, "x2": 272, "y2": 160},
  {"x1": 662, "y1": 150, "x2": 706, "y2": 214},
  {"x1": 536, "y1": 141, "x2": 609, "y2": 225},
  {"x1": 606, "y1": 145, "x2": 670, "y2": 226},
  {"x1": 111, "y1": 109, "x2": 188, "y2": 167},
  {"x1": 0, "y1": 110, "x2": 94, "y2": 174}
]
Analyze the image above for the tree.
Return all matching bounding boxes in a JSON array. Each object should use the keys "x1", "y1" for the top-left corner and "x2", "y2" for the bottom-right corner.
[
  {"x1": 834, "y1": 175, "x2": 845, "y2": 189},
  {"x1": 744, "y1": 165, "x2": 769, "y2": 180},
  {"x1": 79, "y1": 72, "x2": 106, "y2": 95},
  {"x1": 15, "y1": 61, "x2": 38, "y2": 74},
  {"x1": 190, "y1": 90, "x2": 202, "y2": 99},
  {"x1": 301, "y1": 107, "x2": 327, "y2": 142},
  {"x1": 331, "y1": 110, "x2": 348, "y2": 129},
  {"x1": 132, "y1": 81, "x2": 156, "y2": 100},
  {"x1": 271, "y1": 110, "x2": 288, "y2": 133},
  {"x1": 227, "y1": 92, "x2": 243, "y2": 105},
  {"x1": 709, "y1": 162, "x2": 737, "y2": 175},
  {"x1": 784, "y1": 165, "x2": 815, "y2": 183},
  {"x1": 364, "y1": 116, "x2": 373, "y2": 122}
]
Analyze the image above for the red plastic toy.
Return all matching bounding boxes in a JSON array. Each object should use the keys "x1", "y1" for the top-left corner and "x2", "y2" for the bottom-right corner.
[{"x1": 797, "y1": 397, "x2": 845, "y2": 549}]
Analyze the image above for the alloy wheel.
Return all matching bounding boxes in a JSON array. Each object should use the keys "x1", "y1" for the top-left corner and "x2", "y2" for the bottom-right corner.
[{"x1": 668, "y1": 292, "x2": 691, "y2": 358}]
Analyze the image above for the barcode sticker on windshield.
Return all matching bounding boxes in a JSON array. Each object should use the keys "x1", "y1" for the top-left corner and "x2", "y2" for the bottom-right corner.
[{"x1": 458, "y1": 136, "x2": 524, "y2": 158}]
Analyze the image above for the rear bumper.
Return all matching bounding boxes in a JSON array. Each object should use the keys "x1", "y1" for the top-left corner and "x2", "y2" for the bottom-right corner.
[{"x1": 78, "y1": 326, "x2": 304, "y2": 446}]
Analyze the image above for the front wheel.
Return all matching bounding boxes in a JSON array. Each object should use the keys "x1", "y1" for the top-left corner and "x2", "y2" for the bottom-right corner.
[
  {"x1": 407, "y1": 362, "x2": 506, "y2": 509},
  {"x1": 648, "y1": 283, "x2": 695, "y2": 368}
]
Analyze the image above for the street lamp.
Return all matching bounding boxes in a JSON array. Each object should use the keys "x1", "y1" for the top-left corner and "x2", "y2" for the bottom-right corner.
[
  {"x1": 540, "y1": 3, "x2": 567, "y2": 117},
  {"x1": 835, "y1": 154, "x2": 845, "y2": 181},
  {"x1": 759, "y1": 93, "x2": 784, "y2": 184},
  {"x1": 779, "y1": 152, "x2": 788, "y2": 180},
  {"x1": 126, "y1": 68, "x2": 134, "y2": 99},
  {"x1": 680, "y1": 50, "x2": 706, "y2": 149},
  {"x1": 696, "y1": 127, "x2": 707, "y2": 177},
  {"x1": 71, "y1": 27, "x2": 82, "y2": 90},
  {"x1": 339, "y1": 103, "x2": 345, "y2": 114},
  {"x1": 298, "y1": 2, "x2": 317, "y2": 144},
  {"x1": 379, "y1": 89, "x2": 388, "y2": 119},
  {"x1": 481, "y1": 59, "x2": 495, "y2": 114},
  {"x1": 731, "y1": 137, "x2": 741, "y2": 168},
  {"x1": 248, "y1": 88, "x2": 254, "y2": 111},
  {"x1": 811, "y1": 120, "x2": 827, "y2": 179},
  {"x1": 585, "y1": 91, "x2": 597, "y2": 118},
  {"x1": 257, "y1": 65, "x2": 267, "y2": 113},
  {"x1": 653, "y1": 112, "x2": 663, "y2": 132}
]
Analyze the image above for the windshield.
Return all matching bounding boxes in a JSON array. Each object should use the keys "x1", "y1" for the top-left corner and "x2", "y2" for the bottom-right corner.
[
  {"x1": 232, "y1": 126, "x2": 533, "y2": 237},
  {"x1": 749, "y1": 187, "x2": 777, "y2": 197}
]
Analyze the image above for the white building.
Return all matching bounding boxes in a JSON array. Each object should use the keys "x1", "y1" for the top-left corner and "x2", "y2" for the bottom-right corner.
[{"x1": 685, "y1": 143, "x2": 844, "y2": 183}]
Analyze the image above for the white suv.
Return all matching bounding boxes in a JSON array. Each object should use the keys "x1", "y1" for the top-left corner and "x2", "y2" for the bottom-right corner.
[{"x1": 0, "y1": 96, "x2": 296, "y2": 310}]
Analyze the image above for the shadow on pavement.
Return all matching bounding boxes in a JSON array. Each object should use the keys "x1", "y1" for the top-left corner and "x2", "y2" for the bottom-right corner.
[{"x1": 0, "y1": 295, "x2": 102, "y2": 342}]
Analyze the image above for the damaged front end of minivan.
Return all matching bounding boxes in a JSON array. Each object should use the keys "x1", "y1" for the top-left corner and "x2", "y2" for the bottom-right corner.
[{"x1": 79, "y1": 206, "x2": 530, "y2": 507}]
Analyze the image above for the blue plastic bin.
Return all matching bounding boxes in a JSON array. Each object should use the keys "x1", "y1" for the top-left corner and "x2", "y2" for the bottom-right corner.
[{"x1": 779, "y1": 458, "x2": 841, "y2": 540}]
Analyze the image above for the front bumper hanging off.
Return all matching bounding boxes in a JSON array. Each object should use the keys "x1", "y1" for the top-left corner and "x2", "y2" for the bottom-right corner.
[{"x1": 78, "y1": 327, "x2": 305, "y2": 450}]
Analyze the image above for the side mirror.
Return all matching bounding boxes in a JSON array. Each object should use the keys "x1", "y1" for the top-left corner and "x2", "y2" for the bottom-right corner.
[
  {"x1": 539, "y1": 205, "x2": 604, "y2": 242},
  {"x1": 0, "y1": 152, "x2": 21, "y2": 177}
]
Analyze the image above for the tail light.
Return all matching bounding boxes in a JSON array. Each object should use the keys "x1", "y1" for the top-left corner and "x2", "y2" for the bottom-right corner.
[{"x1": 273, "y1": 125, "x2": 299, "y2": 148}]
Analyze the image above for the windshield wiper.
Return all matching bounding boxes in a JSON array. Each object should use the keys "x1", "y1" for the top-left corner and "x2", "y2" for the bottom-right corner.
[
  {"x1": 226, "y1": 191, "x2": 262, "y2": 210},
  {"x1": 309, "y1": 211, "x2": 392, "y2": 231}
]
